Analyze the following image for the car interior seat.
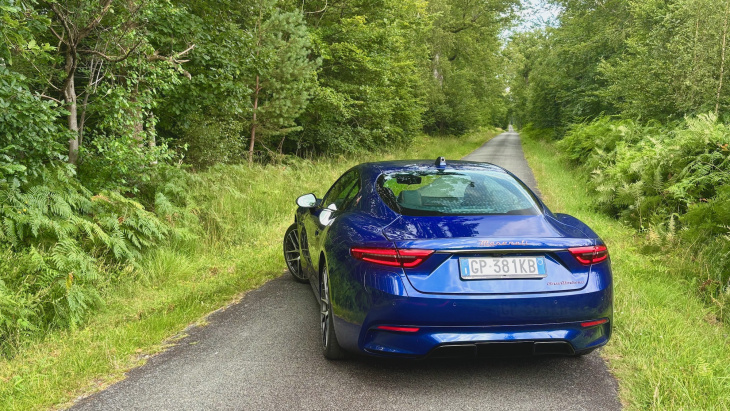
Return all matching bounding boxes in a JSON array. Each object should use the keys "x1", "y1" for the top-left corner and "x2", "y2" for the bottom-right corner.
[
  {"x1": 398, "y1": 190, "x2": 422, "y2": 207},
  {"x1": 462, "y1": 182, "x2": 488, "y2": 207}
]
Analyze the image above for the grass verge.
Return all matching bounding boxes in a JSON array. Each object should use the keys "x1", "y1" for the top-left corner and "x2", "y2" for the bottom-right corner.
[
  {"x1": 522, "y1": 133, "x2": 730, "y2": 410},
  {"x1": 0, "y1": 131, "x2": 497, "y2": 410}
]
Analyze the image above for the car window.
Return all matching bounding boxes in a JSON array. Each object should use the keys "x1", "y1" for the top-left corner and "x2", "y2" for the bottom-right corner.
[
  {"x1": 322, "y1": 170, "x2": 360, "y2": 211},
  {"x1": 377, "y1": 169, "x2": 540, "y2": 216}
]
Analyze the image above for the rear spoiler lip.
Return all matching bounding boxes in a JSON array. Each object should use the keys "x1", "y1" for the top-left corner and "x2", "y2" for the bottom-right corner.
[{"x1": 433, "y1": 248, "x2": 568, "y2": 254}]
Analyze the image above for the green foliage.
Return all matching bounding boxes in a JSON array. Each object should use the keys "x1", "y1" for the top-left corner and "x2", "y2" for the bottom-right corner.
[
  {"x1": 295, "y1": 0, "x2": 428, "y2": 154},
  {"x1": 598, "y1": 0, "x2": 730, "y2": 120},
  {"x1": 152, "y1": 2, "x2": 252, "y2": 166},
  {"x1": 0, "y1": 66, "x2": 70, "y2": 186},
  {"x1": 0, "y1": 165, "x2": 173, "y2": 353},
  {"x1": 557, "y1": 114, "x2": 730, "y2": 314},
  {"x1": 523, "y1": 133, "x2": 730, "y2": 410},
  {"x1": 78, "y1": 135, "x2": 177, "y2": 195},
  {"x1": 505, "y1": 0, "x2": 629, "y2": 133},
  {"x1": 0, "y1": 0, "x2": 53, "y2": 64},
  {"x1": 156, "y1": 0, "x2": 319, "y2": 164},
  {"x1": 508, "y1": 0, "x2": 730, "y2": 130},
  {"x1": 424, "y1": 0, "x2": 517, "y2": 134},
  {"x1": 175, "y1": 114, "x2": 248, "y2": 168},
  {"x1": 251, "y1": 6, "x2": 318, "y2": 148}
]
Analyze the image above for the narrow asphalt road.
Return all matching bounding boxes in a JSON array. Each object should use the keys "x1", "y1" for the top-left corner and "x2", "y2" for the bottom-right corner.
[
  {"x1": 462, "y1": 131, "x2": 541, "y2": 198},
  {"x1": 72, "y1": 132, "x2": 621, "y2": 411}
]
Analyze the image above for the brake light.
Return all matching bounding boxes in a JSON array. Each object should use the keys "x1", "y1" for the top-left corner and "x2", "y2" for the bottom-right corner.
[
  {"x1": 350, "y1": 247, "x2": 433, "y2": 268},
  {"x1": 569, "y1": 245, "x2": 609, "y2": 265}
]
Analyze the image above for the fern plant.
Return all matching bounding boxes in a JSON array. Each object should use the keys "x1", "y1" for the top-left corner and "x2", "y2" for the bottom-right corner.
[
  {"x1": 0, "y1": 163, "x2": 183, "y2": 352},
  {"x1": 560, "y1": 113, "x2": 730, "y2": 320}
]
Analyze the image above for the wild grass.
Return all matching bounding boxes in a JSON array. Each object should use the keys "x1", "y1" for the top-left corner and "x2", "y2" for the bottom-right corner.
[
  {"x1": 0, "y1": 130, "x2": 496, "y2": 410},
  {"x1": 522, "y1": 133, "x2": 730, "y2": 410}
]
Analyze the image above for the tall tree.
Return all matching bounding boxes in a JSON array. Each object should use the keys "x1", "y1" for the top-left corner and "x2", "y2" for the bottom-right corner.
[
  {"x1": 247, "y1": 0, "x2": 317, "y2": 163},
  {"x1": 46, "y1": 0, "x2": 114, "y2": 165},
  {"x1": 716, "y1": 0, "x2": 730, "y2": 115},
  {"x1": 43, "y1": 0, "x2": 193, "y2": 165},
  {"x1": 295, "y1": 0, "x2": 428, "y2": 154},
  {"x1": 425, "y1": 0, "x2": 519, "y2": 134}
]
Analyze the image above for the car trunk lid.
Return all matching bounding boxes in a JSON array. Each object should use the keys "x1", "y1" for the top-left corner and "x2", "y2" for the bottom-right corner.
[{"x1": 383, "y1": 215, "x2": 593, "y2": 295}]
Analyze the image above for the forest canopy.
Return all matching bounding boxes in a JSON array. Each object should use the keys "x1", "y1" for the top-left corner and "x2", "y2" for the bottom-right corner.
[
  {"x1": 1, "y1": 0, "x2": 518, "y2": 174},
  {"x1": 505, "y1": 0, "x2": 730, "y2": 132}
]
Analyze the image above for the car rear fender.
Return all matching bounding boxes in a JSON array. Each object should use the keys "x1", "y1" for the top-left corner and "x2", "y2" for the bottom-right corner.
[
  {"x1": 549, "y1": 213, "x2": 600, "y2": 239},
  {"x1": 323, "y1": 212, "x2": 403, "y2": 317}
]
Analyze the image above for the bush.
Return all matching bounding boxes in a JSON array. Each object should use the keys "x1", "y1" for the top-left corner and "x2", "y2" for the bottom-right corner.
[
  {"x1": 172, "y1": 114, "x2": 248, "y2": 169},
  {"x1": 560, "y1": 114, "x2": 730, "y2": 227},
  {"x1": 0, "y1": 66, "x2": 70, "y2": 187},
  {"x1": 0, "y1": 164, "x2": 183, "y2": 354},
  {"x1": 556, "y1": 113, "x2": 730, "y2": 318},
  {"x1": 78, "y1": 135, "x2": 178, "y2": 195}
]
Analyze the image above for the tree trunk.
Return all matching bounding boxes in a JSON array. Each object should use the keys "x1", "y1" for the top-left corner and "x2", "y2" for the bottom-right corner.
[
  {"x1": 148, "y1": 112, "x2": 158, "y2": 165},
  {"x1": 148, "y1": 112, "x2": 156, "y2": 148},
  {"x1": 716, "y1": 0, "x2": 730, "y2": 115},
  {"x1": 131, "y1": 84, "x2": 145, "y2": 145},
  {"x1": 249, "y1": 7, "x2": 264, "y2": 166},
  {"x1": 278, "y1": 135, "x2": 286, "y2": 155},
  {"x1": 692, "y1": 17, "x2": 700, "y2": 67},
  {"x1": 249, "y1": 74, "x2": 260, "y2": 165},
  {"x1": 688, "y1": 16, "x2": 700, "y2": 106},
  {"x1": 63, "y1": 51, "x2": 80, "y2": 165},
  {"x1": 78, "y1": 92, "x2": 90, "y2": 151}
]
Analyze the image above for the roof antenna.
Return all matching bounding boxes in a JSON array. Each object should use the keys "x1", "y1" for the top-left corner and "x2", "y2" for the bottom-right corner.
[{"x1": 435, "y1": 157, "x2": 446, "y2": 169}]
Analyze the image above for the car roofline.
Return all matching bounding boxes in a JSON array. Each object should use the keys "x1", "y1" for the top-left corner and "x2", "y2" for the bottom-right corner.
[{"x1": 362, "y1": 160, "x2": 507, "y2": 174}]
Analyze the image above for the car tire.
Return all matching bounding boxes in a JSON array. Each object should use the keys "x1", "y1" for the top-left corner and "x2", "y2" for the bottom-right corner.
[
  {"x1": 320, "y1": 263, "x2": 347, "y2": 360},
  {"x1": 283, "y1": 223, "x2": 308, "y2": 283}
]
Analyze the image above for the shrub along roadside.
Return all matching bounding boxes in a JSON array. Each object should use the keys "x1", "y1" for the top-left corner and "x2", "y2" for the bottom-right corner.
[
  {"x1": 553, "y1": 114, "x2": 730, "y2": 322},
  {"x1": 0, "y1": 165, "x2": 180, "y2": 353},
  {"x1": 522, "y1": 132, "x2": 730, "y2": 409},
  {"x1": 0, "y1": 131, "x2": 496, "y2": 410}
]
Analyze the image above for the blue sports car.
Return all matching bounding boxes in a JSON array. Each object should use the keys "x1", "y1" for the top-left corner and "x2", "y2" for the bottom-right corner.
[{"x1": 283, "y1": 158, "x2": 612, "y2": 360}]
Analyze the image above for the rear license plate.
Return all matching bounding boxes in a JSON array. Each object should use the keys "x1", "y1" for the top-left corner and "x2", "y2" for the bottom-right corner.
[{"x1": 459, "y1": 257, "x2": 547, "y2": 279}]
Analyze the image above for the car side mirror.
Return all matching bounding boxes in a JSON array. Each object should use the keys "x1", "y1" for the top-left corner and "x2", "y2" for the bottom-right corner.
[
  {"x1": 296, "y1": 193, "x2": 317, "y2": 208},
  {"x1": 319, "y1": 203, "x2": 337, "y2": 226}
]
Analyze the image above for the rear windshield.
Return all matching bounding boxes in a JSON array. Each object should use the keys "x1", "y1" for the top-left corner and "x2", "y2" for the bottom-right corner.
[{"x1": 376, "y1": 169, "x2": 541, "y2": 216}]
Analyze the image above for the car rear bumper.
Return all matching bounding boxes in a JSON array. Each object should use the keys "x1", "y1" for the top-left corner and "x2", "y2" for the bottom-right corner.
[
  {"x1": 359, "y1": 321, "x2": 610, "y2": 357},
  {"x1": 332, "y1": 274, "x2": 612, "y2": 357}
]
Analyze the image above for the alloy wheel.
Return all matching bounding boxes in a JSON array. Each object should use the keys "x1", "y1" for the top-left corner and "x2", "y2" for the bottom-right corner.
[
  {"x1": 283, "y1": 224, "x2": 308, "y2": 283},
  {"x1": 320, "y1": 266, "x2": 330, "y2": 348}
]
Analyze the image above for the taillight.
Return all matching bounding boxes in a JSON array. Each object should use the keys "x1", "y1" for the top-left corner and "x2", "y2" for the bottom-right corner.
[
  {"x1": 569, "y1": 245, "x2": 609, "y2": 265},
  {"x1": 350, "y1": 247, "x2": 433, "y2": 268}
]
